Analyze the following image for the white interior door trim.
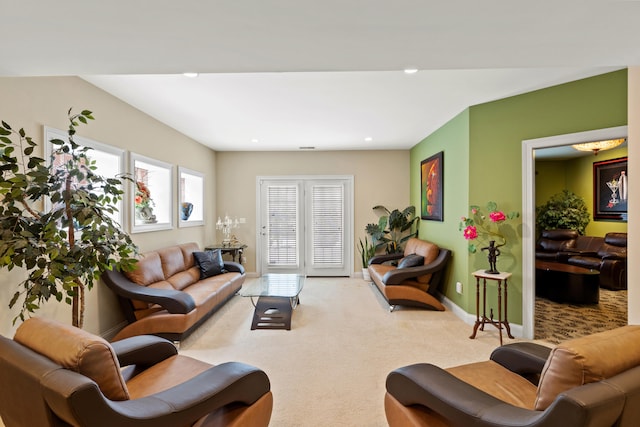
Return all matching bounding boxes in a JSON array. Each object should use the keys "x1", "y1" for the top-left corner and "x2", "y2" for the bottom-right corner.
[{"x1": 521, "y1": 125, "x2": 627, "y2": 339}]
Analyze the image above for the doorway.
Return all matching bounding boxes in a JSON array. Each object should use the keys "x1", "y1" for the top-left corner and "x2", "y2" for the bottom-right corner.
[
  {"x1": 522, "y1": 126, "x2": 628, "y2": 339},
  {"x1": 257, "y1": 176, "x2": 353, "y2": 276}
]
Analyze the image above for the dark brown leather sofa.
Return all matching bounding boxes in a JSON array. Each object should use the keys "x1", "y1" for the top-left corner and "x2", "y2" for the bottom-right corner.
[
  {"x1": 368, "y1": 237, "x2": 451, "y2": 311},
  {"x1": 103, "y1": 242, "x2": 245, "y2": 342},
  {"x1": 0, "y1": 317, "x2": 273, "y2": 427},
  {"x1": 386, "y1": 325, "x2": 640, "y2": 426},
  {"x1": 535, "y1": 229, "x2": 627, "y2": 290}
]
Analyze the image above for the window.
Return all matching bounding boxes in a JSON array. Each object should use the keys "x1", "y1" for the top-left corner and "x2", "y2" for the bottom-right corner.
[
  {"x1": 178, "y1": 166, "x2": 204, "y2": 227},
  {"x1": 44, "y1": 127, "x2": 125, "y2": 227},
  {"x1": 130, "y1": 153, "x2": 174, "y2": 233}
]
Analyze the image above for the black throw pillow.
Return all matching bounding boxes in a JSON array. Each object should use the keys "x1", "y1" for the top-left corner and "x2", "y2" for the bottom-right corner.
[
  {"x1": 397, "y1": 253, "x2": 424, "y2": 269},
  {"x1": 193, "y1": 250, "x2": 226, "y2": 279}
]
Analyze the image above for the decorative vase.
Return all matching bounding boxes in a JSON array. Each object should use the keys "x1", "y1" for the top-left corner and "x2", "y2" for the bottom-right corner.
[
  {"x1": 136, "y1": 206, "x2": 157, "y2": 224},
  {"x1": 180, "y1": 202, "x2": 193, "y2": 220},
  {"x1": 362, "y1": 268, "x2": 371, "y2": 282},
  {"x1": 483, "y1": 240, "x2": 500, "y2": 274}
]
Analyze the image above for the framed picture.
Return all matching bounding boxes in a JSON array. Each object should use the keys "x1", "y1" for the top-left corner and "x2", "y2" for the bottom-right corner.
[
  {"x1": 130, "y1": 153, "x2": 174, "y2": 233},
  {"x1": 593, "y1": 156, "x2": 627, "y2": 221},
  {"x1": 421, "y1": 151, "x2": 444, "y2": 221},
  {"x1": 178, "y1": 166, "x2": 204, "y2": 228}
]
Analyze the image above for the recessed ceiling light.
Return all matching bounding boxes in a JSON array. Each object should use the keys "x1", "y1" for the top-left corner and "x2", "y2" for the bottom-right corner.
[
  {"x1": 364, "y1": 137, "x2": 373, "y2": 142},
  {"x1": 251, "y1": 138, "x2": 259, "y2": 143},
  {"x1": 404, "y1": 68, "x2": 418, "y2": 74},
  {"x1": 183, "y1": 72, "x2": 199, "y2": 78}
]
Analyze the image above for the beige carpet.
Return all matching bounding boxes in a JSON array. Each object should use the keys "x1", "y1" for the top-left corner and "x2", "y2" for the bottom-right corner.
[{"x1": 181, "y1": 277, "x2": 513, "y2": 427}]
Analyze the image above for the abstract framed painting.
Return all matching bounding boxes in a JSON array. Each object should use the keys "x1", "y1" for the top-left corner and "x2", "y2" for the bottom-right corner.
[{"x1": 421, "y1": 151, "x2": 444, "y2": 221}]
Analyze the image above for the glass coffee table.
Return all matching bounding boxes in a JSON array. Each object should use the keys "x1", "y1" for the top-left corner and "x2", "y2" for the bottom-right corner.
[{"x1": 239, "y1": 274, "x2": 304, "y2": 330}]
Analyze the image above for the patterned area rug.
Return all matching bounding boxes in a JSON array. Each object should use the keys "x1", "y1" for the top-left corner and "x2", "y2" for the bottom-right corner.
[{"x1": 535, "y1": 288, "x2": 628, "y2": 344}]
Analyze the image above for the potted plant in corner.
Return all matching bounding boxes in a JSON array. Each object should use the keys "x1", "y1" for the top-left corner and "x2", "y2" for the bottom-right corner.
[
  {"x1": 365, "y1": 205, "x2": 419, "y2": 254},
  {"x1": 0, "y1": 109, "x2": 138, "y2": 328},
  {"x1": 358, "y1": 236, "x2": 376, "y2": 281},
  {"x1": 535, "y1": 190, "x2": 590, "y2": 236}
]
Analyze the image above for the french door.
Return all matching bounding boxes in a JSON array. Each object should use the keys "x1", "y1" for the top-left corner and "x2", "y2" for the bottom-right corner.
[{"x1": 258, "y1": 176, "x2": 353, "y2": 276}]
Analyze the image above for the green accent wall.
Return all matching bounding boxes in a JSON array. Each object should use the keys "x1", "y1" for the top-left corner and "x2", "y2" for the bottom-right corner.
[
  {"x1": 537, "y1": 145, "x2": 628, "y2": 237},
  {"x1": 410, "y1": 109, "x2": 470, "y2": 309},
  {"x1": 410, "y1": 69, "x2": 628, "y2": 324}
]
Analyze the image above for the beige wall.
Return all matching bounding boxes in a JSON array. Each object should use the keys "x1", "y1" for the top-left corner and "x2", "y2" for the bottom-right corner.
[
  {"x1": 0, "y1": 77, "x2": 217, "y2": 337},
  {"x1": 215, "y1": 150, "x2": 410, "y2": 273}
]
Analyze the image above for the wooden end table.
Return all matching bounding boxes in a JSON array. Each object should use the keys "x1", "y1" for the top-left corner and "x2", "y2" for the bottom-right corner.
[
  {"x1": 205, "y1": 243, "x2": 247, "y2": 264},
  {"x1": 469, "y1": 270, "x2": 514, "y2": 345}
]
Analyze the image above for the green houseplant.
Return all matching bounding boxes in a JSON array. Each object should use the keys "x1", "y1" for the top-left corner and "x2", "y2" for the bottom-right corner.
[
  {"x1": 365, "y1": 205, "x2": 419, "y2": 254},
  {"x1": 358, "y1": 236, "x2": 376, "y2": 281},
  {"x1": 535, "y1": 190, "x2": 590, "y2": 236},
  {"x1": 0, "y1": 109, "x2": 138, "y2": 328}
]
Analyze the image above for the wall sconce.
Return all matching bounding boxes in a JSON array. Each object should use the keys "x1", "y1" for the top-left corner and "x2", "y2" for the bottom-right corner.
[
  {"x1": 572, "y1": 138, "x2": 625, "y2": 156},
  {"x1": 216, "y1": 214, "x2": 240, "y2": 246}
]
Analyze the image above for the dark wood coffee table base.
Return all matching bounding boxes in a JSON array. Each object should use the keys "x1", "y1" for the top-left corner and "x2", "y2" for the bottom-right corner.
[
  {"x1": 535, "y1": 260, "x2": 599, "y2": 304},
  {"x1": 251, "y1": 296, "x2": 297, "y2": 330}
]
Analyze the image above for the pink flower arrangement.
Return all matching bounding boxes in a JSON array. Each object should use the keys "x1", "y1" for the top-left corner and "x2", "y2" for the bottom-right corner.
[
  {"x1": 489, "y1": 211, "x2": 506, "y2": 222},
  {"x1": 459, "y1": 202, "x2": 519, "y2": 253}
]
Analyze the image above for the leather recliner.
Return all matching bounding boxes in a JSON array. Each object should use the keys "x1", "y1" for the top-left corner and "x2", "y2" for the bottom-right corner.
[
  {"x1": 0, "y1": 317, "x2": 273, "y2": 427},
  {"x1": 565, "y1": 232, "x2": 627, "y2": 290},
  {"x1": 535, "y1": 229, "x2": 578, "y2": 261},
  {"x1": 385, "y1": 325, "x2": 640, "y2": 427}
]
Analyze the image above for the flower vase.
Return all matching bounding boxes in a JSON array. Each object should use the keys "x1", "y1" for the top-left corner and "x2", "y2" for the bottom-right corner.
[
  {"x1": 136, "y1": 206, "x2": 157, "y2": 224},
  {"x1": 483, "y1": 240, "x2": 500, "y2": 274}
]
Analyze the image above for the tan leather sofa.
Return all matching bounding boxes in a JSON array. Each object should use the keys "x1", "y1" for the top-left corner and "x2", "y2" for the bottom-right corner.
[
  {"x1": 103, "y1": 242, "x2": 245, "y2": 342},
  {"x1": 0, "y1": 317, "x2": 272, "y2": 427},
  {"x1": 368, "y1": 237, "x2": 451, "y2": 311},
  {"x1": 386, "y1": 325, "x2": 640, "y2": 426}
]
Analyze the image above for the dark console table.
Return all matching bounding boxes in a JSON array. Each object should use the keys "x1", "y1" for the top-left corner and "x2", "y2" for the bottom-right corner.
[{"x1": 205, "y1": 243, "x2": 247, "y2": 264}]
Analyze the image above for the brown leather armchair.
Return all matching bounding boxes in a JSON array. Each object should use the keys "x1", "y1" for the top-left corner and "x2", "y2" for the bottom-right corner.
[
  {"x1": 0, "y1": 317, "x2": 273, "y2": 427},
  {"x1": 368, "y1": 238, "x2": 451, "y2": 311},
  {"x1": 385, "y1": 326, "x2": 640, "y2": 427}
]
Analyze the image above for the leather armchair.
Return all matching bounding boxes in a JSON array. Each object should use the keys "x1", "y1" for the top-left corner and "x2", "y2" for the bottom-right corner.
[
  {"x1": 0, "y1": 317, "x2": 273, "y2": 427},
  {"x1": 368, "y1": 238, "x2": 451, "y2": 311},
  {"x1": 385, "y1": 326, "x2": 640, "y2": 427}
]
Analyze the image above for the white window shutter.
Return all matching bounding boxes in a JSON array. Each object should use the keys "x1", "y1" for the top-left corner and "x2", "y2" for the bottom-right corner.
[{"x1": 267, "y1": 185, "x2": 299, "y2": 267}]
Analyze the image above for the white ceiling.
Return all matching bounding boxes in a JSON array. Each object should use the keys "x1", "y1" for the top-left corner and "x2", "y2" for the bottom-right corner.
[{"x1": 2, "y1": 1, "x2": 639, "y2": 152}]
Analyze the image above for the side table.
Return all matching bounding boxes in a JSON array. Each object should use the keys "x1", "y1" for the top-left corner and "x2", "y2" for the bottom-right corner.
[
  {"x1": 204, "y1": 243, "x2": 247, "y2": 264},
  {"x1": 469, "y1": 269, "x2": 514, "y2": 345}
]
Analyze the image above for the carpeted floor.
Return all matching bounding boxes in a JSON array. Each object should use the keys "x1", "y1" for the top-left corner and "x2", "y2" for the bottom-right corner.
[
  {"x1": 180, "y1": 277, "x2": 510, "y2": 427},
  {"x1": 534, "y1": 288, "x2": 628, "y2": 344}
]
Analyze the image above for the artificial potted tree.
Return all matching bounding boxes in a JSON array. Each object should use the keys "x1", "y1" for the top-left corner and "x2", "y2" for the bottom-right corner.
[
  {"x1": 365, "y1": 205, "x2": 419, "y2": 254},
  {"x1": 535, "y1": 190, "x2": 590, "y2": 236},
  {"x1": 0, "y1": 109, "x2": 138, "y2": 328}
]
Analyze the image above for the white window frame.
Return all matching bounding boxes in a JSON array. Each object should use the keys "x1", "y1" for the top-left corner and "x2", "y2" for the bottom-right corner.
[
  {"x1": 44, "y1": 126, "x2": 127, "y2": 229},
  {"x1": 178, "y1": 166, "x2": 205, "y2": 228},
  {"x1": 130, "y1": 152, "x2": 174, "y2": 233}
]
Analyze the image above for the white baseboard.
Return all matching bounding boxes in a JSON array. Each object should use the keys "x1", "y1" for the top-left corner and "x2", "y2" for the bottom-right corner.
[{"x1": 440, "y1": 294, "x2": 523, "y2": 338}]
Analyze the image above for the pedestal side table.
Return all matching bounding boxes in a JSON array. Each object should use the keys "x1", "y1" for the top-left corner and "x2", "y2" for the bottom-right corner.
[{"x1": 469, "y1": 270, "x2": 514, "y2": 345}]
